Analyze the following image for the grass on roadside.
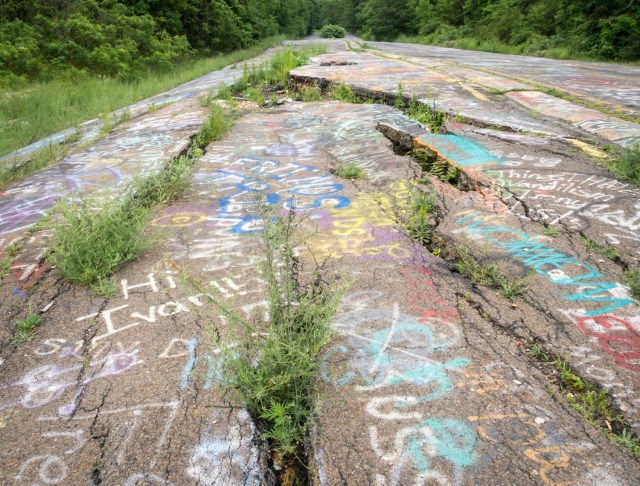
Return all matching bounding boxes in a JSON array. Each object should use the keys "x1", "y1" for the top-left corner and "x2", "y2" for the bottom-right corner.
[
  {"x1": 528, "y1": 342, "x2": 640, "y2": 457},
  {"x1": 11, "y1": 307, "x2": 44, "y2": 345},
  {"x1": 48, "y1": 101, "x2": 235, "y2": 288},
  {"x1": 0, "y1": 35, "x2": 284, "y2": 158},
  {"x1": 455, "y1": 248, "x2": 527, "y2": 300},
  {"x1": 219, "y1": 209, "x2": 344, "y2": 475}
]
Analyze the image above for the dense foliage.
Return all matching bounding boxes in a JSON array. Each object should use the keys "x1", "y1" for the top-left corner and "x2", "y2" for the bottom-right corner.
[
  {"x1": 320, "y1": 24, "x2": 347, "y2": 38},
  {"x1": 0, "y1": 0, "x2": 317, "y2": 85},
  {"x1": 316, "y1": 0, "x2": 640, "y2": 61},
  {"x1": 2, "y1": 0, "x2": 638, "y2": 86}
]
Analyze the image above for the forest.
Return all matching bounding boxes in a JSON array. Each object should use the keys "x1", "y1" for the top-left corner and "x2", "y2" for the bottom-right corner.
[{"x1": 1, "y1": 0, "x2": 639, "y2": 86}]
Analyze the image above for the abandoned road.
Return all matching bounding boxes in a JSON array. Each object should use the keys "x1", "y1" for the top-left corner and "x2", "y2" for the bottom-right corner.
[{"x1": 1, "y1": 37, "x2": 639, "y2": 485}]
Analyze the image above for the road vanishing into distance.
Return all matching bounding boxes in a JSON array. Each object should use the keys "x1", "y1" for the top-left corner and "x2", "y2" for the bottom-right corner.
[{"x1": 1, "y1": 36, "x2": 639, "y2": 485}]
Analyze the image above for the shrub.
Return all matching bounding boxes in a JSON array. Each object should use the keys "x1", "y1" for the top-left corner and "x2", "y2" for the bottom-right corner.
[{"x1": 320, "y1": 24, "x2": 346, "y2": 39}]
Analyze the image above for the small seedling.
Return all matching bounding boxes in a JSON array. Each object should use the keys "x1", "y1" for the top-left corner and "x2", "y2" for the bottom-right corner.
[
  {"x1": 335, "y1": 162, "x2": 365, "y2": 180},
  {"x1": 11, "y1": 307, "x2": 44, "y2": 345}
]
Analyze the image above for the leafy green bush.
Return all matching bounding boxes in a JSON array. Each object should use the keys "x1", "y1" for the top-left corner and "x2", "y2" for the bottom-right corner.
[{"x1": 320, "y1": 24, "x2": 347, "y2": 38}]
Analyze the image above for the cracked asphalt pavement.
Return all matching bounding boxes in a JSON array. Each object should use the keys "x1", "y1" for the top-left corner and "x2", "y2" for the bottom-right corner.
[{"x1": 1, "y1": 38, "x2": 640, "y2": 485}]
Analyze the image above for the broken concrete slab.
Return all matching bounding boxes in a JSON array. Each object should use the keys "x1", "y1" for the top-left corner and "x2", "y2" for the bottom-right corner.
[
  {"x1": 366, "y1": 41, "x2": 640, "y2": 116},
  {"x1": 290, "y1": 51, "x2": 569, "y2": 137},
  {"x1": 507, "y1": 91, "x2": 640, "y2": 147}
]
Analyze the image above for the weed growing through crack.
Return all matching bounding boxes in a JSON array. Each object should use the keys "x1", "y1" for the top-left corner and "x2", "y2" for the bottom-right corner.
[
  {"x1": 610, "y1": 143, "x2": 640, "y2": 186},
  {"x1": 296, "y1": 85, "x2": 322, "y2": 102},
  {"x1": 330, "y1": 83, "x2": 364, "y2": 103},
  {"x1": 528, "y1": 343, "x2": 640, "y2": 457},
  {"x1": 580, "y1": 235, "x2": 619, "y2": 261},
  {"x1": 455, "y1": 248, "x2": 527, "y2": 300},
  {"x1": 405, "y1": 94, "x2": 446, "y2": 133},
  {"x1": 621, "y1": 269, "x2": 640, "y2": 299},
  {"x1": 542, "y1": 226, "x2": 560, "y2": 237},
  {"x1": 11, "y1": 306, "x2": 44, "y2": 345},
  {"x1": 49, "y1": 101, "x2": 235, "y2": 288},
  {"x1": 335, "y1": 162, "x2": 365, "y2": 180},
  {"x1": 406, "y1": 190, "x2": 437, "y2": 245},
  {"x1": 48, "y1": 197, "x2": 151, "y2": 285},
  {"x1": 219, "y1": 207, "x2": 344, "y2": 476}
]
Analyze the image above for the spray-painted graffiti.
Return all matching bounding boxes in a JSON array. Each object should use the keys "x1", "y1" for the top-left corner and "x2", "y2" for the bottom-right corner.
[
  {"x1": 0, "y1": 343, "x2": 142, "y2": 415},
  {"x1": 455, "y1": 211, "x2": 635, "y2": 316}
]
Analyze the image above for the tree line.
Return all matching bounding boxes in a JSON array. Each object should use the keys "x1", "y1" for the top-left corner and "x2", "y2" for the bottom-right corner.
[
  {"x1": 0, "y1": 0, "x2": 319, "y2": 84},
  {"x1": 2, "y1": 0, "x2": 638, "y2": 85},
  {"x1": 317, "y1": 0, "x2": 640, "y2": 61}
]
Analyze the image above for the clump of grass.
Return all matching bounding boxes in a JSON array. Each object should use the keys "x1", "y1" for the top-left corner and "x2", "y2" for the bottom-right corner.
[
  {"x1": 330, "y1": 83, "x2": 364, "y2": 103},
  {"x1": 455, "y1": 248, "x2": 527, "y2": 300},
  {"x1": 244, "y1": 87, "x2": 265, "y2": 106},
  {"x1": 219, "y1": 209, "x2": 343, "y2": 472},
  {"x1": 11, "y1": 307, "x2": 45, "y2": 345},
  {"x1": 405, "y1": 94, "x2": 446, "y2": 133},
  {"x1": 543, "y1": 226, "x2": 560, "y2": 237},
  {"x1": 621, "y1": 269, "x2": 640, "y2": 299},
  {"x1": 580, "y1": 235, "x2": 619, "y2": 261},
  {"x1": 528, "y1": 342, "x2": 640, "y2": 457},
  {"x1": 335, "y1": 162, "x2": 365, "y2": 180},
  {"x1": 609, "y1": 143, "x2": 640, "y2": 186},
  {"x1": 296, "y1": 85, "x2": 322, "y2": 102},
  {"x1": 49, "y1": 100, "x2": 235, "y2": 288},
  {"x1": 48, "y1": 197, "x2": 151, "y2": 285}
]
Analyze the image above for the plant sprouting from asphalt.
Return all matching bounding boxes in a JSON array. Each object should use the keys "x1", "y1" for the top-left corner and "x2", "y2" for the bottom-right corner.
[{"x1": 220, "y1": 205, "x2": 344, "y2": 463}]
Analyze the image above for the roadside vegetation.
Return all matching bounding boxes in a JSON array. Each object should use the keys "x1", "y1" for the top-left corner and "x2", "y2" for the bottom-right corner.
[
  {"x1": 0, "y1": 37, "x2": 283, "y2": 158},
  {"x1": 48, "y1": 102, "x2": 234, "y2": 292},
  {"x1": 218, "y1": 209, "x2": 344, "y2": 481},
  {"x1": 316, "y1": 0, "x2": 640, "y2": 62},
  {"x1": 529, "y1": 342, "x2": 640, "y2": 457}
]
